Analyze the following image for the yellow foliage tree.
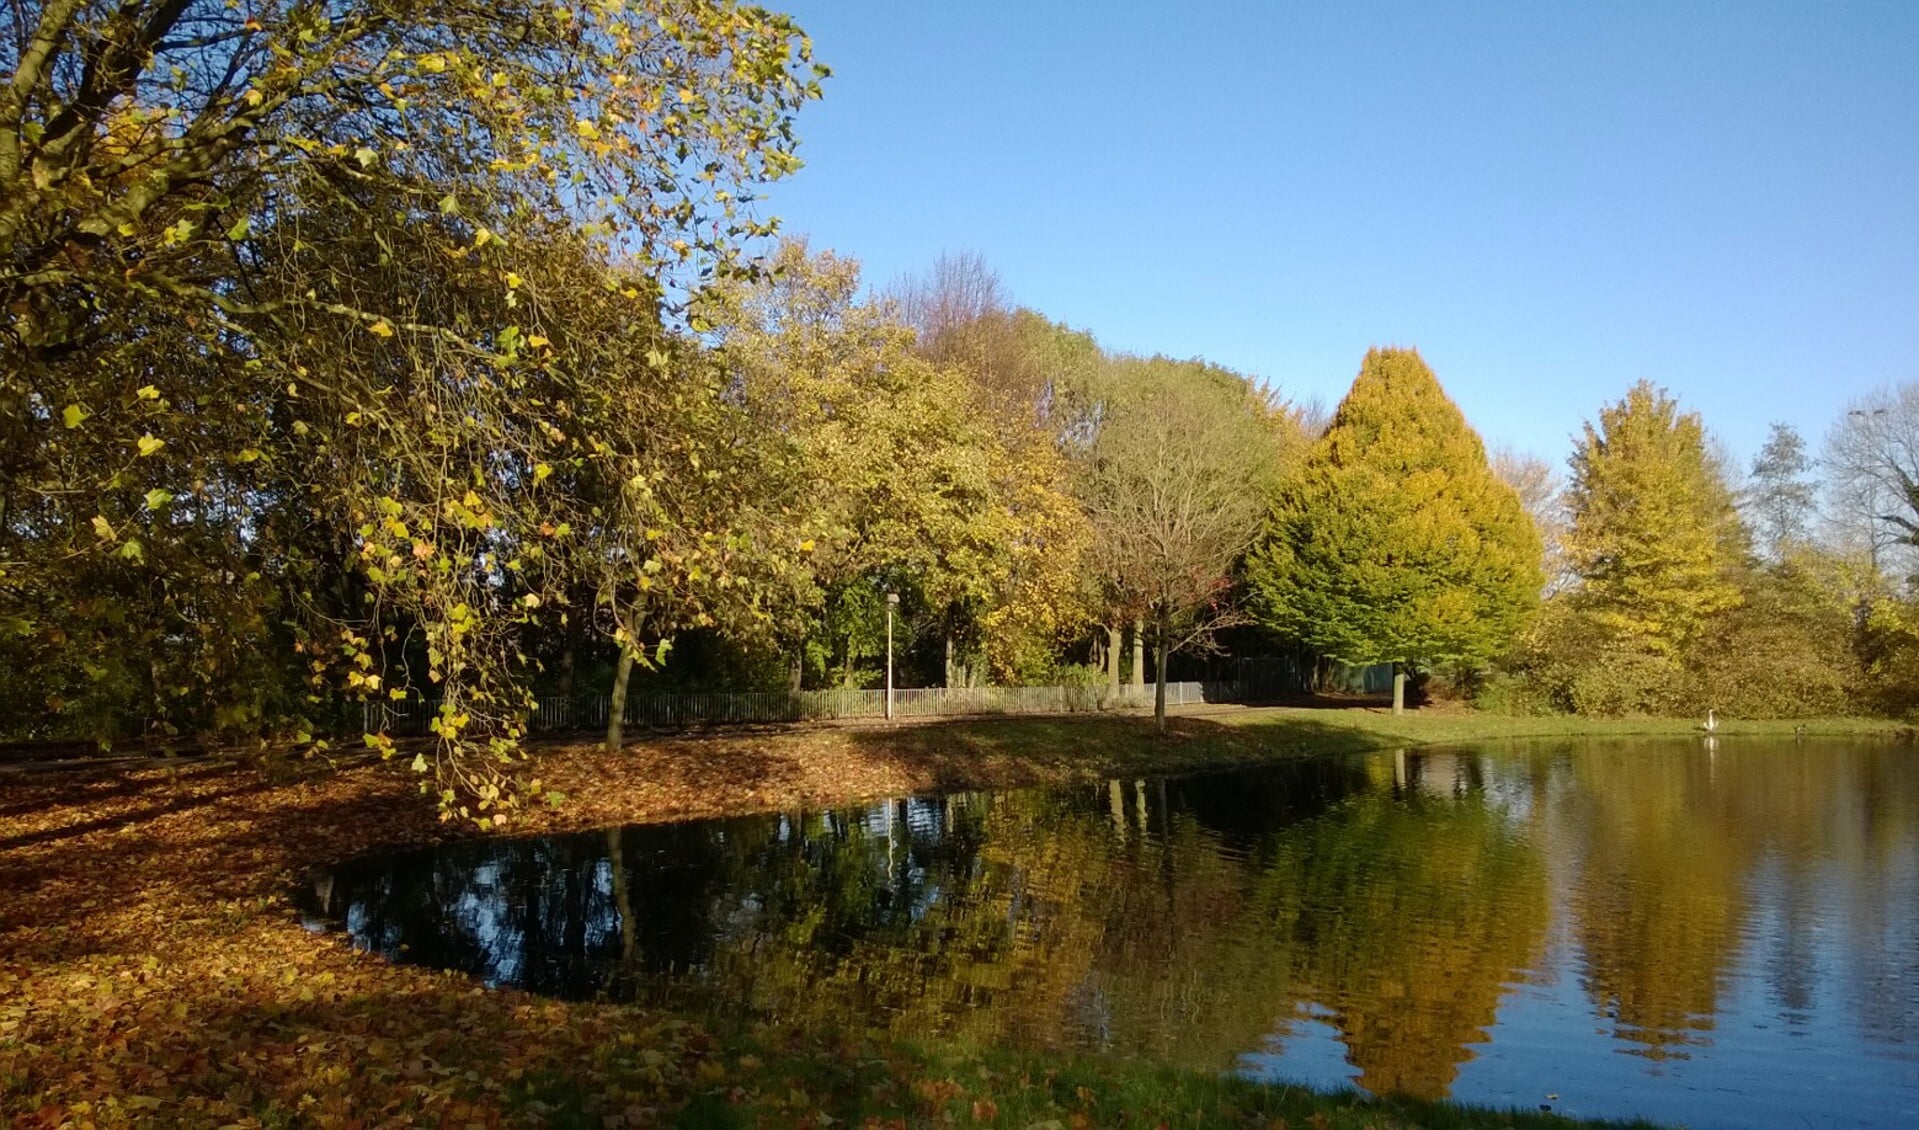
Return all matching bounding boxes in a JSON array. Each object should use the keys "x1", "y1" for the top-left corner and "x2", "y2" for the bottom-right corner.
[{"x1": 1563, "y1": 381, "x2": 1748, "y2": 656}]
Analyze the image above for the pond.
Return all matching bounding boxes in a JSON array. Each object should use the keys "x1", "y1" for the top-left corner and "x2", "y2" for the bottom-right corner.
[{"x1": 300, "y1": 738, "x2": 1919, "y2": 1127}]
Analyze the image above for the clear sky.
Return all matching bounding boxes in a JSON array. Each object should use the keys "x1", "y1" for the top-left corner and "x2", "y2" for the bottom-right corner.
[{"x1": 756, "y1": 0, "x2": 1919, "y2": 473}]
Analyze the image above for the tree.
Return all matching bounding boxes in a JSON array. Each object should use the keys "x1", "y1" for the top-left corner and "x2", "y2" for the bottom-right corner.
[
  {"x1": 1824, "y1": 382, "x2": 1919, "y2": 582},
  {"x1": 703, "y1": 240, "x2": 1062, "y2": 695},
  {"x1": 1562, "y1": 381, "x2": 1747, "y2": 658},
  {"x1": 1248, "y1": 348, "x2": 1542, "y2": 712},
  {"x1": 890, "y1": 257, "x2": 1104, "y2": 683},
  {"x1": 1745, "y1": 422, "x2": 1817, "y2": 562},
  {"x1": 1490, "y1": 445, "x2": 1569, "y2": 596},
  {"x1": 1, "y1": 0, "x2": 826, "y2": 814},
  {"x1": 1079, "y1": 355, "x2": 1294, "y2": 731}
]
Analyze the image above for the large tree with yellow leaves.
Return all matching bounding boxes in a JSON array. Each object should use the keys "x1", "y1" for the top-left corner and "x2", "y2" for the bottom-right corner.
[
  {"x1": 0, "y1": 0, "x2": 826, "y2": 815},
  {"x1": 1562, "y1": 380, "x2": 1747, "y2": 656}
]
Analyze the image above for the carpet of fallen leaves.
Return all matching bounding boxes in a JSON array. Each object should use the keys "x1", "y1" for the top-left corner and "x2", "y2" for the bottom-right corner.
[{"x1": 1, "y1": 714, "x2": 1304, "y2": 1129}]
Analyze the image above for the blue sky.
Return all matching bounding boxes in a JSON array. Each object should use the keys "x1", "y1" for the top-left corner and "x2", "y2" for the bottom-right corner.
[{"x1": 756, "y1": 1, "x2": 1919, "y2": 474}]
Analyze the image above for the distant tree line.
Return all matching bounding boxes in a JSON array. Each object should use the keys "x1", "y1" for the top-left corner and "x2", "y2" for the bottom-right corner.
[{"x1": 1486, "y1": 382, "x2": 1919, "y2": 720}]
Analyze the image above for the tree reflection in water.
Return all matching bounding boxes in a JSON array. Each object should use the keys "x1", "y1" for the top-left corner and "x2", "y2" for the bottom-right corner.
[{"x1": 304, "y1": 739, "x2": 1919, "y2": 1121}]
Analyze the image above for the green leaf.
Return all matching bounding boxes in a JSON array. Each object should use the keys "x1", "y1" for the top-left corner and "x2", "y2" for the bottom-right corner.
[
  {"x1": 226, "y1": 216, "x2": 251, "y2": 240},
  {"x1": 91, "y1": 515, "x2": 115, "y2": 541},
  {"x1": 136, "y1": 435, "x2": 165, "y2": 457},
  {"x1": 62, "y1": 404, "x2": 88, "y2": 429},
  {"x1": 143, "y1": 489, "x2": 174, "y2": 511},
  {"x1": 354, "y1": 146, "x2": 378, "y2": 168},
  {"x1": 410, "y1": 752, "x2": 428, "y2": 773},
  {"x1": 118, "y1": 539, "x2": 144, "y2": 562}
]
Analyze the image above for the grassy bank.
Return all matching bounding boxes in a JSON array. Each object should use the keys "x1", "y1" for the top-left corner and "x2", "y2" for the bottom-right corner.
[{"x1": 3, "y1": 706, "x2": 1902, "y2": 1126}]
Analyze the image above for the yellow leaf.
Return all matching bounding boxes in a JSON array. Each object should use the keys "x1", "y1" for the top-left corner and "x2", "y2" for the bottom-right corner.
[
  {"x1": 91, "y1": 515, "x2": 115, "y2": 541},
  {"x1": 135, "y1": 435, "x2": 164, "y2": 457},
  {"x1": 533, "y1": 462, "x2": 553, "y2": 482},
  {"x1": 368, "y1": 320, "x2": 395, "y2": 338},
  {"x1": 62, "y1": 404, "x2": 88, "y2": 429},
  {"x1": 135, "y1": 385, "x2": 160, "y2": 400}
]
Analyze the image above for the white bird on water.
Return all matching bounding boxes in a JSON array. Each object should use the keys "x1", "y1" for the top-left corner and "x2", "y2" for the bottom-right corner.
[{"x1": 1700, "y1": 708, "x2": 1718, "y2": 735}]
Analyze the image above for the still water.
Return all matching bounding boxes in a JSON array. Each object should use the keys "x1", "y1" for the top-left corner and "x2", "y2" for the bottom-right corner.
[{"x1": 302, "y1": 739, "x2": 1919, "y2": 1127}]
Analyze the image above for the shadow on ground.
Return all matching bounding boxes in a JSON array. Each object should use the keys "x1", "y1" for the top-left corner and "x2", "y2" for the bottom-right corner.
[{"x1": 835, "y1": 711, "x2": 1399, "y2": 795}]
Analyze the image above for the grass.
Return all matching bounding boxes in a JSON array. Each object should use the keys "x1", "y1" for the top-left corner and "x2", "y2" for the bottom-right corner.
[
  {"x1": 663, "y1": 1025, "x2": 1654, "y2": 1129},
  {"x1": 811, "y1": 703, "x2": 1911, "y2": 798},
  {"x1": 2, "y1": 704, "x2": 1905, "y2": 1127}
]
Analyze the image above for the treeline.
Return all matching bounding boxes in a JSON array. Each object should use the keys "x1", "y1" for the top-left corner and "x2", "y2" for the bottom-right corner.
[
  {"x1": 1484, "y1": 381, "x2": 1919, "y2": 719},
  {"x1": 6, "y1": 1, "x2": 1918, "y2": 818}
]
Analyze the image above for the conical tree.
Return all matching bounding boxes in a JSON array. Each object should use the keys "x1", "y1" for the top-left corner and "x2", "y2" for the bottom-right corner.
[
  {"x1": 1563, "y1": 380, "x2": 1746, "y2": 655},
  {"x1": 1247, "y1": 348, "x2": 1542, "y2": 710}
]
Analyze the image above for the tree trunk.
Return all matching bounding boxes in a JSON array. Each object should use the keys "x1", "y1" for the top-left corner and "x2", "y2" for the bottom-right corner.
[
  {"x1": 605, "y1": 646, "x2": 634, "y2": 753},
  {"x1": 1106, "y1": 625, "x2": 1121, "y2": 687},
  {"x1": 557, "y1": 644, "x2": 575, "y2": 699},
  {"x1": 606, "y1": 827, "x2": 637, "y2": 991},
  {"x1": 1392, "y1": 663, "x2": 1406, "y2": 715},
  {"x1": 788, "y1": 645, "x2": 803, "y2": 693},
  {"x1": 945, "y1": 633, "x2": 956, "y2": 688},
  {"x1": 1130, "y1": 619, "x2": 1145, "y2": 688},
  {"x1": 1153, "y1": 607, "x2": 1170, "y2": 733}
]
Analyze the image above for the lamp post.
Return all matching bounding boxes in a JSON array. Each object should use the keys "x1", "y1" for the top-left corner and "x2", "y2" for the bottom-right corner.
[{"x1": 885, "y1": 592, "x2": 899, "y2": 721}]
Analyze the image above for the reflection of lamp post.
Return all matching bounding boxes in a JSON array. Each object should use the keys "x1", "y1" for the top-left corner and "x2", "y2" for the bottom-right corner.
[{"x1": 885, "y1": 592, "x2": 899, "y2": 721}]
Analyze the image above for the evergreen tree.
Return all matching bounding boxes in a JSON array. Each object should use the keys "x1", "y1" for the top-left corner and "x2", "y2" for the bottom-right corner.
[
  {"x1": 1745, "y1": 422, "x2": 1817, "y2": 561},
  {"x1": 1563, "y1": 381, "x2": 1747, "y2": 655},
  {"x1": 1247, "y1": 348, "x2": 1542, "y2": 710}
]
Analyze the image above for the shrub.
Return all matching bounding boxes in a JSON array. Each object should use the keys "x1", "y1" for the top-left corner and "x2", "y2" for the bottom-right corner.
[{"x1": 1470, "y1": 670, "x2": 1560, "y2": 716}]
